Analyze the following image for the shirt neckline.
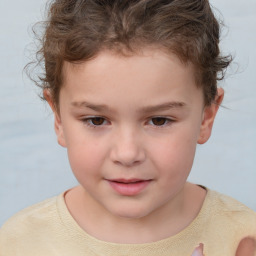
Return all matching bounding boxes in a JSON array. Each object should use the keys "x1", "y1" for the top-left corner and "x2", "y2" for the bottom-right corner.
[{"x1": 56, "y1": 187, "x2": 214, "y2": 255}]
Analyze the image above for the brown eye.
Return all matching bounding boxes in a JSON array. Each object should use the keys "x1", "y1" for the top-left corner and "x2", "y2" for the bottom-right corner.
[
  {"x1": 91, "y1": 117, "x2": 105, "y2": 125},
  {"x1": 151, "y1": 117, "x2": 167, "y2": 126}
]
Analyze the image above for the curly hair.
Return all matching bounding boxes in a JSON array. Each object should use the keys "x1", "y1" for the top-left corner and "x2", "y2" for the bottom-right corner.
[{"x1": 32, "y1": 0, "x2": 232, "y2": 109}]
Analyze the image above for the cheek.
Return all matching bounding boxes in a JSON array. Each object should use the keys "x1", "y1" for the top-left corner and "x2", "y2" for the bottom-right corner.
[
  {"x1": 66, "y1": 136, "x2": 106, "y2": 181},
  {"x1": 151, "y1": 130, "x2": 198, "y2": 180}
]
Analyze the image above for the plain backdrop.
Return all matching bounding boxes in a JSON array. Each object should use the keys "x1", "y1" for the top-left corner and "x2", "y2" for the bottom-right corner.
[{"x1": 0, "y1": 0, "x2": 256, "y2": 226}]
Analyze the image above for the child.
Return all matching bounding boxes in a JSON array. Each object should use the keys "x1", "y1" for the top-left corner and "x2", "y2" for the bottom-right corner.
[{"x1": 0, "y1": 0, "x2": 255, "y2": 255}]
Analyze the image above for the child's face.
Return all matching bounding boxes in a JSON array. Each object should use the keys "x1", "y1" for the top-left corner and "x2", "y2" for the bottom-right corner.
[{"x1": 48, "y1": 49, "x2": 221, "y2": 219}]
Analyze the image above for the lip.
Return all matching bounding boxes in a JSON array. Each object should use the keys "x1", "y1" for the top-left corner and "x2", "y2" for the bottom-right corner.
[{"x1": 107, "y1": 179, "x2": 152, "y2": 196}]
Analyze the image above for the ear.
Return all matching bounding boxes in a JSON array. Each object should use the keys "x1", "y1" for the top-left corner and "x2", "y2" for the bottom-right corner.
[
  {"x1": 43, "y1": 89, "x2": 67, "y2": 148},
  {"x1": 197, "y1": 88, "x2": 224, "y2": 144}
]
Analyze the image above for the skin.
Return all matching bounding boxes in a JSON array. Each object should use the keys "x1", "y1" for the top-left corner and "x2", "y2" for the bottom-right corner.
[
  {"x1": 45, "y1": 49, "x2": 223, "y2": 244},
  {"x1": 191, "y1": 238, "x2": 256, "y2": 256}
]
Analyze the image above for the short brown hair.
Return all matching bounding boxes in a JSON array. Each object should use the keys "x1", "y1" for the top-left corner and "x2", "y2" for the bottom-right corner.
[{"x1": 32, "y1": 0, "x2": 232, "y2": 108}]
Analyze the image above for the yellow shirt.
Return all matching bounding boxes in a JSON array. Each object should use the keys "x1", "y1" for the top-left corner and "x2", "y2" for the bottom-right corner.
[{"x1": 0, "y1": 189, "x2": 256, "y2": 256}]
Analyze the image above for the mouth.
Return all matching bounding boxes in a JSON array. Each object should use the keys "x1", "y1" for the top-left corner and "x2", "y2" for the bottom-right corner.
[
  {"x1": 106, "y1": 178, "x2": 152, "y2": 196},
  {"x1": 111, "y1": 178, "x2": 148, "y2": 183}
]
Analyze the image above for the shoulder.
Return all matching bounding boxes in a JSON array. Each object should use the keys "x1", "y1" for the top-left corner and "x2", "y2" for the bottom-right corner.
[
  {"x1": 1, "y1": 196, "x2": 58, "y2": 231},
  {"x1": 0, "y1": 195, "x2": 60, "y2": 253},
  {"x1": 209, "y1": 189, "x2": 256, "y2": 214},
  {"x1": 206, "y1": 189, "x2": 256, "y2": 233}
]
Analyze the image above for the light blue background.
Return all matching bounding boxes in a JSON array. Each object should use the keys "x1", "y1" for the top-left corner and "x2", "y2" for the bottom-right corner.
[{"x1": 0, "y1": 0, "x2": 255, "y2": 226}]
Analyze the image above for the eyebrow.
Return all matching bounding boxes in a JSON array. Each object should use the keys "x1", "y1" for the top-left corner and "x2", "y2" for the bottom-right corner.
[
  {"x1": 139, "y1": 101, "x2": 186, "y2": 113},
  {"x1": 71, "y1": 101, "x2": 110, "y2": 112},
  {"x1": 71, "y1": 101, "x2": 186, "y2": 113}
]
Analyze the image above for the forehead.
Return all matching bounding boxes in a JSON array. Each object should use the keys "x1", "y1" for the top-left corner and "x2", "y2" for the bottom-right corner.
[
  {"x1": 62, "y1": 48, "x2": 196, "y2": 85},
  {"x1": 60, "y1": 49, "x2": 203, "y2": 109}
]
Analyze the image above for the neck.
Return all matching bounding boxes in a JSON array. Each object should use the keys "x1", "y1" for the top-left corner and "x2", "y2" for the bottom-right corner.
[{"x1": 65, "y1": 183, "x2": 206, "y2": 244}]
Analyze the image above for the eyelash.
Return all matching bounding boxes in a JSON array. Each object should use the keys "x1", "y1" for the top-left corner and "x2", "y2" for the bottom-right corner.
[
  {"x1": 82, "y1": 117, "x2": 109, "y2": 128},
  {"x1": 81, "y1": 116, "x2": 174, "y2": 128},
  {"x1": 148, "y1": 117, "x2": 174, "y2": 127}
]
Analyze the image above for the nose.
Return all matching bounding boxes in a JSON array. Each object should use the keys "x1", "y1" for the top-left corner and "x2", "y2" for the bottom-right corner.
[{"x1": 110, "y1": 127, "x2": 146, "y2": 167}]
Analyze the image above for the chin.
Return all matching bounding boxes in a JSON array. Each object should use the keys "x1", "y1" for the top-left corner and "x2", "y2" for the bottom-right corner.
[{"x1": 109, "y1": 204, "x2": 153, "y2": 220}]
